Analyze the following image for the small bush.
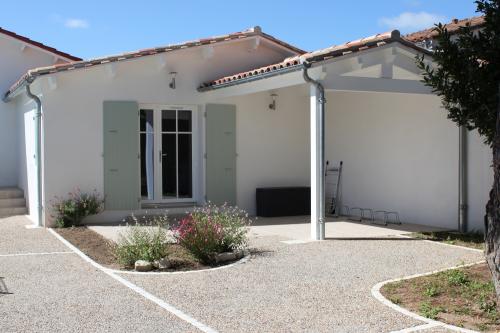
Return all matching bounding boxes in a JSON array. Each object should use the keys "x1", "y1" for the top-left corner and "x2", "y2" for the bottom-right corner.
[
  {"x1": 115, "y1": 215, "x2": 169, "y2": 267},
  {"x1": 424, "y1": 284, "x2": 440, "y2": 297},
  {"x1": 445, "y1": 269, "x2": 470, "y2": 286},
  {"x1": 52, "y1": 189, "x2": 103, "y2": 228},
  {"x1": 420, "y1": 301, "x2": 444, "y2": 319},
  {"x1": 174, "y1": 203, "x2": 250, "y2": 264}
]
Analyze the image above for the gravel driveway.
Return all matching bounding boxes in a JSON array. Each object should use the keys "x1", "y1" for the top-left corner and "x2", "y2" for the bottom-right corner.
[{"x1": 0, "y1": 215, "x2": 483, "y2": 332}]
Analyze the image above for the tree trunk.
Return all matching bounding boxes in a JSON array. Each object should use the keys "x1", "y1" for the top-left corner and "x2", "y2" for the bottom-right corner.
[{"x1": 485, "y1": 84, "x2": 500, "y2": 299}]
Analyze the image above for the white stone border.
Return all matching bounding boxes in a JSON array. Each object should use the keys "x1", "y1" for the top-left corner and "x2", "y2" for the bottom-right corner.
[
  {"x1": 48, "y1": 228, "x2": 218, "y2": 333},
  {"x1": 0, "y1": 251, "x2": 73, "y2": 257},
  {"x1": 372, "y1": 260, "x2": 485, "y2": 333}
]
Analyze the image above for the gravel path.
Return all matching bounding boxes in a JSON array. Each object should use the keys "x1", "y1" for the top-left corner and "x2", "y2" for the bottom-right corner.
[
  {"x1": 0, "y1": 215, "x2": 484, "y2": 332},
  {"x1": 0, "y1": 216, "x2": 196, "y2": 333},
  {"x1": 124, "y1": 235, "x2": 483, "y2": 333}
]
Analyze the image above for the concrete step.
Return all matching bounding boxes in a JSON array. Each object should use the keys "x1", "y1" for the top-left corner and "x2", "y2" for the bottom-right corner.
[
  {"x1": 0, "y1": 187, "x2": 24, "y2": 200},
  {"x1": 0, "y1": 197, "x2": 26, "y2": 208},
  {"x1": 0, "y1": 207, "x2": 28, "y2": 217}
]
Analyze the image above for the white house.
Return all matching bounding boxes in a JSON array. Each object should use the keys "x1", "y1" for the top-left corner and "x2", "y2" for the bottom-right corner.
[{"x1": 0, "y1": 17, "x2": 493, "y2": 239}]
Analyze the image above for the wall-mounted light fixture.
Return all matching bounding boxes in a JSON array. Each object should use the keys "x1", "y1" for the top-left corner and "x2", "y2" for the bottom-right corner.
[
  {"x1": 169, "y1": 71, "x2": 177, "y2": 89},
  {"x1": 269, "y1": 93, "x2": 278, "y2": 111}
]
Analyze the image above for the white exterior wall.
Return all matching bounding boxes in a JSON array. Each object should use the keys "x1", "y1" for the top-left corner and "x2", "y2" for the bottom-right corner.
[
  {"x1": 325, "y1": 91, "x2": 492, "y2": 231},
  {"x1": 15, "y1": 95, "x2": 38, "y2": 222},
  {"x1": 224, "y1": 85, "x2": 310, "y2": 214},
  {"x1": 0, "y1": 35, "x2": 66, "y2": 187},
  {"x1": 21, "y1": 40, "x2": 297, "y2": 225},
  {"x1": 466, "y1": 130, "x2": 493, "y2": 232}
]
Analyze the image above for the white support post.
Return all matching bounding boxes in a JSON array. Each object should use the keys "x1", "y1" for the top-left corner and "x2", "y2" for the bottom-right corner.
[{"x1": 310, "y1": 85, "x2": 321, "y2": 240}]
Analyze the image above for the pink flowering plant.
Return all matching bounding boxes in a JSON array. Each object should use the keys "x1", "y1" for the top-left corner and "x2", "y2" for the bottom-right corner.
[
  {"x1": 174, "y1": 203, "x2": 250, "y2": 264},
  {"x1": 51, "y1": 188, "x2": 104, "y2": 228}
]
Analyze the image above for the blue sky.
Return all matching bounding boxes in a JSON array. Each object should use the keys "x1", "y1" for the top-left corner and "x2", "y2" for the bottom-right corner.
[{"x1": 1, "y1": 0, "x2": 478, "y2": 59}]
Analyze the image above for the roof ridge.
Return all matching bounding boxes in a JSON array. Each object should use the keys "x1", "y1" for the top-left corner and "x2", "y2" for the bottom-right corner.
[{"x1": 405, "y1": 15, "x2": 485, "y2": 42}]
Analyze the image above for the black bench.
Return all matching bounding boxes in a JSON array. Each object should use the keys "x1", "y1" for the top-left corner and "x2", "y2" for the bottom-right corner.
[{"x1": 256, "y1": 187, "x2": 310, "y2": 217}]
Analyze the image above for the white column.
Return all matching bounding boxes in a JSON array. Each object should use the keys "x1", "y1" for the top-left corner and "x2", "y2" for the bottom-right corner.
[{"x1": 310, "y1": 85, "x2": 320, "y2": 240}]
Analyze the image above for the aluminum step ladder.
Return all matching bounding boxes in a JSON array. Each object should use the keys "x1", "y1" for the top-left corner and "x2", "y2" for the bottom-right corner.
[{"x1": 325, "y1": 160, "x2": 343, "y2": 217}]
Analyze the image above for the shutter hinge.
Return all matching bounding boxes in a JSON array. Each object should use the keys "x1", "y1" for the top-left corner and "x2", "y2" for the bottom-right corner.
[
  {"x1": 203, "y1": 111, "x2": 207, "y2": 118},
  {"x1": 204, "y1": 153, "x2": 207, "y2": 159}
]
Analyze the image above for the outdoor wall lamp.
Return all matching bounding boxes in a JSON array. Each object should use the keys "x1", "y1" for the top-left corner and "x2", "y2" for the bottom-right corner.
[
  {"x1": 169, "y1": 71, "x2": 177, "y2": 89},
  {"x1": 269, "y1": 93, "x2": 278, "y2": 110}
]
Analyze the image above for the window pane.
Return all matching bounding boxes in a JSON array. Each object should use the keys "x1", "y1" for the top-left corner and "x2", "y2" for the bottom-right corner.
[
  {"x1": 162, "y1": 110, "x2": 176, "y2": 132},
  {"x1": 162, "y1": 134, "x2": 177, "y2": 198},
  {"x1": 139, "y1": 109, "x2": 154, "y2": 132},
  {"x1": 178, "y1": 110, "x2": 192, "y2": 132},
  {"x1": 140, "y1": 133, "x2": 154, "y2": 199},
  {"x1": 178, "y1": 134, "x2": 192, "y2": 198}
]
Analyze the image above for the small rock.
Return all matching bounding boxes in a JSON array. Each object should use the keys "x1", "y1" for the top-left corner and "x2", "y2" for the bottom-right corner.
[
  {"x1": 157, "y1": 257, "x2": 171, "y2": 270},
  {"x1": 215, "y1": 252, "x2": 236, "y2": 263},
  {"x1": 234, "y1": 250, "x2": 245, "y2": 259},
  {"x1": 135, "y1": 260, "x2": 152, "y2": 272}
]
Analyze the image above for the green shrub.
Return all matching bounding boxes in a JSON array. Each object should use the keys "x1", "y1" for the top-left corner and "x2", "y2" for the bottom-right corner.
[
  {"x1": 115, "y1": 215, "x2": 169, "y2": 267},
  {"x1": 174, "y1": 204, "x2": 250, "y2": 264},
  {"x1": 445, "y1": 269, "x2": 470, "y2": 286},
  {"x1": 419, "y1": 301, "x2": 444, "y2": 319},
  {"x1": 424, "y1": 284, "x2": 440, "y2": 297},
  {"x1": 52, "y1": 189, "x2": 103, "y2": 228}
]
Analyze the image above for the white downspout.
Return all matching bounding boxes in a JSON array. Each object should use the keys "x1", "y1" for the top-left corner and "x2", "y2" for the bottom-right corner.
[
  {"x1": 303, "y1": 62, "x2": 326, "y2": 240},
  {"x1": 458, "y1": 126, "x2": 467, "y2": 233},
  {"x1": 25, "y1": 83, "x2": 43, "y2": 227}
]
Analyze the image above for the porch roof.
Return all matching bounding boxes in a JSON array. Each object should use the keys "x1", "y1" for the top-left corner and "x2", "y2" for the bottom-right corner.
[{"x1": 198, "y1": 30, "x2": 431, "y2": 91}]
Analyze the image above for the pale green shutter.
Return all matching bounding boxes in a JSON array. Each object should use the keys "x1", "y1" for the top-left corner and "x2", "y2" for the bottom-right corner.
[
  {"x1": 103, "y1": 101, "x2": 140, "y2": 210},
  {"x1": 205, "y1": 104, "x2": 237, "y2": 206}
]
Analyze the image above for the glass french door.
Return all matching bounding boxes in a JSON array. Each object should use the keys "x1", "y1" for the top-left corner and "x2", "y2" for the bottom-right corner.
[{"x1": 139, "y1": 106, "x2": 194, "y2": 202}]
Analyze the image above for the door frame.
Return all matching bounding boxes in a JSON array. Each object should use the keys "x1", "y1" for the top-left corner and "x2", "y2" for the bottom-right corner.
[{"x1": 138, "y1": 103, "x2": 199, "y2": 204}]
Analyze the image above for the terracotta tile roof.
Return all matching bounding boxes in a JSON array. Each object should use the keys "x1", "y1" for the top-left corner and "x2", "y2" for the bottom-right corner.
[
  {"x1": 0, "y1": 27, "x2": 81, "y2": 61},
  {"x1": 3, "y1": 26, "x2": 304, "y2": 100},
  {"x1": 199, "y1": 30, "x2": 429, "y2": 91},
  {"x1": 405, "y1": 16, "x2": 485, "y2": 42}
]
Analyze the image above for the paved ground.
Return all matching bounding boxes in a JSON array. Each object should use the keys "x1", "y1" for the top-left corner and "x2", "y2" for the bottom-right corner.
[
  {"x1": 0, "y1": 216, "x2": 196, "y2": 333},
  {"x1": 1, "y1": 215, "x2": 483, "y2": 333},
  {"x1": 89, "y1": 215, "x2": 445, "y2": 243}
]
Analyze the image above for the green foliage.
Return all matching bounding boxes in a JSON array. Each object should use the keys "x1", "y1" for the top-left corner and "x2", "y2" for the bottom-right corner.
[
  {"x1": 424, "y1": 284, "x2": 440, "y2": 297},
  {"x1": 420, "y1": 301, "x2": 445, "y2": 319},
  {"x1": 174, "y1": 204, "x2": 250, "y2": 264},
  {"x1": 417, "y1": 0, "x2": 500, "y2": 145},
  {"x1": 444, "y1": 269, "x2": 470, "y2": 286},
  {"x1": 52, "y1": 189, "x2": 104, "y2": 228},
  {"x1": 115, "y1": 215, "x2": 169, "y2": 267}
]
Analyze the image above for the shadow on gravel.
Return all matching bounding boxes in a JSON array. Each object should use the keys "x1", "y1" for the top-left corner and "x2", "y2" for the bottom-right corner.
[
  {"x1": 248, "y1": 248, "x2": 275, "y2": 258},
  {"x1": 324, "y1": 237, "x2": 420, "y2": 241},
  {"x1": 0, "y1": 277, "x2": 13, "y2": 295}
]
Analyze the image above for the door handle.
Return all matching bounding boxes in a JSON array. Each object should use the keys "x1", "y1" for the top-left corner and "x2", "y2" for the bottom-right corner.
[{"x1": 159, "y1": 150, "x2": 167, "y2": 162}]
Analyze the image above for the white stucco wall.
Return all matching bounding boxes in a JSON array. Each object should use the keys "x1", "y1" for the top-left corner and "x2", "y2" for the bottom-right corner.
[
  {"x1": 0, "y1": 34, "x2": 69, "y2": 187},
  {"x1": 224, "y1": 85, "x2": 310, "y2": 214},
  {"x1": 15, "y1": 95, "x2": 38, "y2": 222},
  {"x1": 325, "y1": 91, "x2": 492, "y2": 231},
  {"x1": 466, "y1": 130, "x2": 493, "y2": 232}
]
